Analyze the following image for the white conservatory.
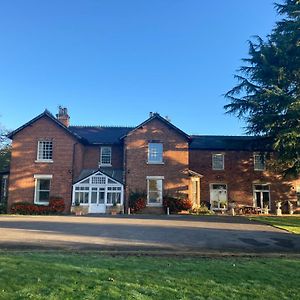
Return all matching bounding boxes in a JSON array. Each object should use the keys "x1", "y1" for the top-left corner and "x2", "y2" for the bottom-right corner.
[{"x1": 72, "y1": 171, "x2": 124, "y2": 213}]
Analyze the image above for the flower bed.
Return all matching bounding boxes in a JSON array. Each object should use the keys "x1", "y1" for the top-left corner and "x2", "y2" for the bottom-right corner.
[
  {"x1": 163, "y1": 195, "x2": 193, "y2": 213},
  {"x1": 129, "y1": 191, "x2": 147, "y2": 213},
  {"x1": 11, "y1": 197, "x2": 65, "y2": 215}
]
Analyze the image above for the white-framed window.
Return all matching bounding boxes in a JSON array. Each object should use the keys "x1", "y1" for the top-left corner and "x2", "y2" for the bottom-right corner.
[
  {"x1": 34, "y1": 174, "x2": 52, "y2": 204},
  {"x1": 1, "y1": 175, "x2": 8, "y2": 201},
  {"x1": 296, "y1": 186, "x2": 300, "y2": 207},
  {"x1": 212, "y1": 154, "x2": 224, "y2": 170},
  {"x1": 148, "y1": 143, "x2": 163, "y2": 164},
  {"x1": 147, "y1": 176, "x2": 164, "y2": 206},
  {"x1": 107, "y1": 186, "x2": 122, "y2": 204},
  {"x1": 254, "y1": 154, "x2": 266, "y2": 171},
  {"x1": 91, "y1": 175, "x2": 106, "y2": 185},
  {"x1": 37, "y1": 140, "x2": 53, "y2": 162},
  {"x1": 100, "y1": 147, "x2": 112, "y2": 166}
]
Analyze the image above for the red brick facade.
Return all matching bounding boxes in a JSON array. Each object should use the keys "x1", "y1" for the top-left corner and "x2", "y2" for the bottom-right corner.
[
  {"x1": 189, "y1": 150, "x2": 300, "y2": 211},
  {"x1": 124, "y1": 118, "x2": 190, "y2": 209},
  {"x1": 8, "y1": 116, "x2": 77, "y2": 212},
  {"x1": 7, "y1": 110, "x2": 300, "y2": 214}
]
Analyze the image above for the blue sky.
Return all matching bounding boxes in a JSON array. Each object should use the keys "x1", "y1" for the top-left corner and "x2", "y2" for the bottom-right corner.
[{"x1": 0, "y1": 0, "x2": 278, "y2": 135}]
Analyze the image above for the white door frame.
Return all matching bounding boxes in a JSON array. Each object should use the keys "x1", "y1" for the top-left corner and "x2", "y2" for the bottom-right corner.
[{"x1": 209, "y1": 183, "x2": 228, "y2": 210}]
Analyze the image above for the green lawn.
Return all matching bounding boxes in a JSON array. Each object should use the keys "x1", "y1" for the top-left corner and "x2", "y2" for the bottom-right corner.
[
  {"x1": 0, "y1": 253, "x2": 299, "y2": 299},
  {"x1": 250, "y1": 216, "x2": 300, "y2": 234}
]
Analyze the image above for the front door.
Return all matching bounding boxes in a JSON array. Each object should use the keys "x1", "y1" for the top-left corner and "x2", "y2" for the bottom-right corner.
[
  {"x1": 253, "y1": 184, "x2": 270, "y2": 210},
  {"x1": 210, "y1": 184, "x2": 227, "y2": 210},
  {"x1": 89, "y1": 187, "x2": 106, "y2": 213}
]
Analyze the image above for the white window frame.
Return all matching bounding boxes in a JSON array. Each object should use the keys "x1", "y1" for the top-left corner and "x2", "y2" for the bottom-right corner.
[
  {"x1": 1, "y1": 175, "x2": 8, "y2": 199},
  {"x1": 36, "y1": 140, "x2": 53, "y2": 163},
  {"x1": 212, "y1": 153, "x2": 224, "y2": 170},
  {"x1": 100, "y1": 146, "x2": 112, "y2": 166},
  {"x1": 34, "y1": 174, "x2": 52, "y2": 205},
  {"x1": 254, "y1": 153, "x2": 266, "y2": 171},
  {"x1": 147, "y1": 176, "x2": 164, "y2": 206},
  {"x1": 147, "y1": 143, "x2": 164, "y2": 164}
]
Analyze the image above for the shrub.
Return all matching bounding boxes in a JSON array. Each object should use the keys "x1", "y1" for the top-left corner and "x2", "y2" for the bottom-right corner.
[
  {"x1": 0, "y1": 203, "x2": 7, "y2": 214},
  {"x1": 10, "y1": 202, "x2": 51, "y2": 215},
  {"x1": 191, "y1": 204, "x2": 214, "y2": 215},
  {"x1": 129, "y1": 191, "x2": 147, "y2": 213},
  {"x1": 49, "y1": 196, "x2": 65, "y2": 213},
  {"x1": 11, "y1": 196, "x2": 65, "y2": 215},
  {"x1": 163, "y1": 195, "x2": 193, "y2": 213}
]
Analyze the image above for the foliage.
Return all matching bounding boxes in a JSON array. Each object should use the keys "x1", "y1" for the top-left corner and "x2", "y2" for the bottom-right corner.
[
  {"x1": 128, "y1": 191, "x2": 147, "y2": 213},
  {"x1": 224, "y1": 0, "x2": 300, "y2": 177},
  {"x1": 250, "y1": 216, "x2": 300, "y2": 234},
  {"x1": 191, "y1": 204, "x2": 214, "y2": 215},
  {"x1": 48, "y1": 196, "x2": 65, "y2": 213},
  {"x1": 0, "y1": 253, "x2": 300, "y2": 299},
  {"x1": 0, "y1": 124, "x2": 11, "y2": 172},
  {"x1": 11, "y1": 197, "x2": 65, "y2": 215},
  {"x1": 163, "y1": 195, "x2": 193, "y2": 213},
  {"x1": 0, "y1": 202, "x2": 7, "y2": 214}
]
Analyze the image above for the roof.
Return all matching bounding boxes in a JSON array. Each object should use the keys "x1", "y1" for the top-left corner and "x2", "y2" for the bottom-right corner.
[
  {"x1": 190, "y1": 135, "x2": 272, "y2": 151},
  {"x1": 7, "y1": 110, "x2": 273, "y2": 151},
  {"x1": 74, "y1": 168, "x2": 124, "y2": 184},
  {"x1": 7, "y1": 110, "x2": 85, "y2": 142},
  {"x1": 69, "y1": 126, "x2": 134, "y2": 144},
  {"x1": 120, "y1": 113, "x2": 190, "y2": 140}
]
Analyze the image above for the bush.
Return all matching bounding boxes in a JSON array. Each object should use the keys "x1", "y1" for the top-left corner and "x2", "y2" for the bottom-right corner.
[
  {"x1": 191, "y1": 204, "x2": 214, "y2": 215},
  {"x1": 0, "y1": 202, "x2": 7, "y2": 214},
  {"x1": 163, "y1": 195, "x2": 193, "y2": 213},
  {"x1": 129, "y1": 191, "x2": 147, "y2": 213},
  {"x1": 49, "y1": 196, "x2": 65, "y2": 213},
  {"x1": 11, "y1": 196, "x2": 65, "y2": 215}
]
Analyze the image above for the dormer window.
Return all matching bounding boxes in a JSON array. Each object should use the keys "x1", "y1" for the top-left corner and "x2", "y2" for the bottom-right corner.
[
  {"x1": 100, "y1": 147, "x2": 112, "y2": 166},
  {"x1": 36, "y1": 140, "x2": 53, "y2": 162},
  {"x1": 148, "y1": 143, "x2": 163, "y2": 164}
]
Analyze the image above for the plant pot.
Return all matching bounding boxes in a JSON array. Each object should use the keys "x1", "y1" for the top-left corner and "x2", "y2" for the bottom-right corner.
[{"x1": 71, "y1": 206, "x2": 88, "y2": 216}]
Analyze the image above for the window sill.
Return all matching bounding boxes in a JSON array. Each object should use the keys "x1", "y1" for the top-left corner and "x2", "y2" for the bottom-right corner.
[
  {"x1": 99, "y1": 164, "x2": 112, "y2": 167},
  {"x1": 35, "y1": 160, "x2": 53, "y2": 163},
  {"x1": 147, "y1": 203, "x2": 163, "y2": 207},
  {"x1": 212, "y1": 169, "x2": 224, "y2": 171},
  {"x1": 34, "y1": 202, "x2": 49, "y2": 206},
  {"x1": 254, "y1": 169, "x2": 265, "y2": 171},
  {"x1": 147, "y1": 161, "x2": 164, "y2": 165}
]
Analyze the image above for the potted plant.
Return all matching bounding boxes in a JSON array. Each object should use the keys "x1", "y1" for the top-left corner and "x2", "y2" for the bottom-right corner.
[
  {"x1": 71, "y1": 199, "x2": 88, "y2": 216},
  {"x1": 108, "y1": 200, "x2": 123, "y2": 215}
]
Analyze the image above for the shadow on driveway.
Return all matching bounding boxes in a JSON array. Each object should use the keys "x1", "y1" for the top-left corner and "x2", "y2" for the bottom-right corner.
[{"x1": 0, "y1": 215, "x2": 299, "y2": 254}]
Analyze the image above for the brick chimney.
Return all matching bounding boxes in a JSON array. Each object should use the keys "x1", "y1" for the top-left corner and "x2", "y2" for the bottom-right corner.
[{"x1": 56, "y1": 106, "x2": 70, "y2": 127}]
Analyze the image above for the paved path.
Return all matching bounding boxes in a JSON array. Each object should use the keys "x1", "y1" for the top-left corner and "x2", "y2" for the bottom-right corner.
[{"x1": 0, "y1": 215, "x2": 299, "y2": 254}]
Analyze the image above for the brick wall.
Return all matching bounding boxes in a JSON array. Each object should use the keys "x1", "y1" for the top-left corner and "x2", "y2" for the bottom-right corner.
[
  {"x1": 189, "y1": 149, "x2": 300, "y2": 211},
  {"x1": 8, "y1": 116, "x2": 77, "y2": 212},
  {"x1": 82, "y1": 145, "x2": 124, "y2": 170},
  {"x1": 124, "y1": 118, "x2": 189, "y2": 208}
]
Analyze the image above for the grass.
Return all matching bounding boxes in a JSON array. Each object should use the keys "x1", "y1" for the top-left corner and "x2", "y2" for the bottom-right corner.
[
  {"x1": 250, "y1": 216, "x2": 300, "y2": 234},
  {"x1": 0, "y1": 253, "x2": 299, "y2": 299}
]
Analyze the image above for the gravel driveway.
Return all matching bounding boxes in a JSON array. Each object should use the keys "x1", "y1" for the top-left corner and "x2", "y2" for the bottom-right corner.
[{"x1": 0, "y1": 215, "x2": 299, "y2": 254}]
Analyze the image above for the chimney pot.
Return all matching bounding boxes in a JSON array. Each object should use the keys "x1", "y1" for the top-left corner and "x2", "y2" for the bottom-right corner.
[{"x1": 56, "y1": 106, "x2": 70, "y2": 127}]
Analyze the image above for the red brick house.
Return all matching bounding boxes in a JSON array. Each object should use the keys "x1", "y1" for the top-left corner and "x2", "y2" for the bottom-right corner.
[{"x1": 7, "y1": 108, "x2": 300, "y2": 214}]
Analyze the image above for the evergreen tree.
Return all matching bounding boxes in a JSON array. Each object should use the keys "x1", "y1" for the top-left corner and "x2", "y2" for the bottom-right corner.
[{"x1": 225, "y1": 0, "x2": 300, "y2": 177}]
